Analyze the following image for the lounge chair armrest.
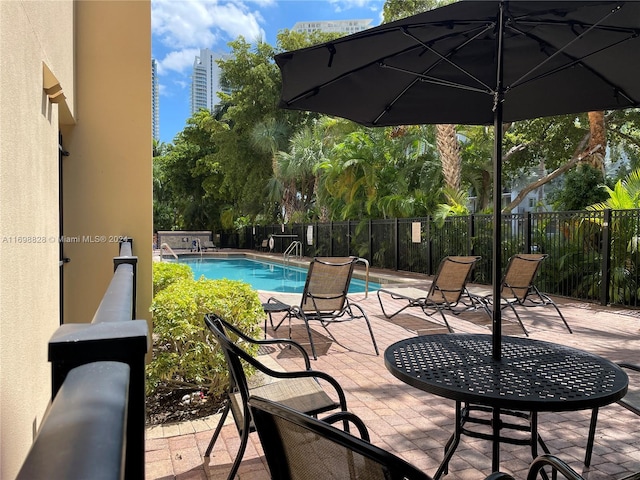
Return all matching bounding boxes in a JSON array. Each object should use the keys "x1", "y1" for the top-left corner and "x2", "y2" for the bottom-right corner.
[{"x1": 319, "y1": 411, "x2": 370, "y2": 441}]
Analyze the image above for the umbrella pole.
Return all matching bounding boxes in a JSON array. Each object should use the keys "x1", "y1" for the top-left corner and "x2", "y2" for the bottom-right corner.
[{"x1": 492, "y1": 1, "x2": 506, "y2": 362}]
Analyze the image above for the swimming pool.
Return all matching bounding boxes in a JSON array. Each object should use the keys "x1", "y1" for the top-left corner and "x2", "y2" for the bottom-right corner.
[{"x1": 172, "y1": 257, "x2": 379, "y2": 294}]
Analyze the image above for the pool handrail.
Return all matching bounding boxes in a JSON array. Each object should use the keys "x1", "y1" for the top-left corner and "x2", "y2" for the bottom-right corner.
[
  {"x1": 160, "y1": 242, "x2": 178, "y2": 261},
  {"x1": 355, "y1": 257, "x2": 370, "y2": 298},
  {"x1": 284, "y1": 241, "x2": 303, "y2": 263}
]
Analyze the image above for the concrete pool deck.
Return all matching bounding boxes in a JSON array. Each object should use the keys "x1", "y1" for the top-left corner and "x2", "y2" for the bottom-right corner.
[{"x1": 147, "y1": 251, "x2": 640, "y2": 480}]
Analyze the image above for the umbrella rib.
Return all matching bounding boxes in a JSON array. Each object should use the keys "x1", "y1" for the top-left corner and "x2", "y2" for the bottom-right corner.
[
  {"x1": 507, "y1": 31, "x2": 638, "y2": 105},
  {"x1": 507, "y1": 3, "x2": 625, "y2": 90},
  {"x1": 401, "y1": 24, "x2": 495, "y2": 93},
  {"x1": 379, "y1": 64, "x2": 490, "y2": 95}
]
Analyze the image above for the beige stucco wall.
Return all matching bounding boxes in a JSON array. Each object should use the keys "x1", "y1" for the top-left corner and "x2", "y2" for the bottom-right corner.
[
  {"x1": 62, "y1": 1, "x2": 152, "y2": 326},
  {"x1": 0, "y1": 1, "x2": 151, "y2": 477}
]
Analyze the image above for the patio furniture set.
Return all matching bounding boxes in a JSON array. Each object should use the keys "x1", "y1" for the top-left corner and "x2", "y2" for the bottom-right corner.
[{"x1": 200, "y1": 254, "x2": 639, "y2": 480}]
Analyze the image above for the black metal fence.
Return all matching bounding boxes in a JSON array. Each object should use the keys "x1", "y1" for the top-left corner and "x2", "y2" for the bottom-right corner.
[
  {"x1": 240, "y1": 209, "x2": 640, "y2": 308},
  {"x1": 17, "y1": 239, "x2": 148, "y2": 480}
]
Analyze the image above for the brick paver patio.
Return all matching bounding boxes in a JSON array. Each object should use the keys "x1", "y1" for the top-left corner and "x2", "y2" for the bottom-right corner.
[{"x1": 146, "y1": 268, "x2": 640, "y2": 480}]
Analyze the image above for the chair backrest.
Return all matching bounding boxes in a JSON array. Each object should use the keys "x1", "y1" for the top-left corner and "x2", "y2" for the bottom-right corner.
[
  {"x1": 248, "y1": 396, "x2": 432, "y2": 480},
  {"x1": 501, "y1": 253, "x2": 547, "y2": 301},
  {"x1": 204, "y1": 314, "x2": 257, "y2": 426},
  {"x1": 428, "y1": 256, "x2": 481, "y2": 304},
  {"x1": 300, "y1": 257, "x2": 357, "y2": 313}
]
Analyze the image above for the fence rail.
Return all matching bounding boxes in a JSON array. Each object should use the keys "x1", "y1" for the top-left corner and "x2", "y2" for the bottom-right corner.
[
  {"x1": 17, "y1": 239, "x2": 148, "y2": 480},
  {"x1": 241, "y1": 209, "x2": 640, "y2": 308}
]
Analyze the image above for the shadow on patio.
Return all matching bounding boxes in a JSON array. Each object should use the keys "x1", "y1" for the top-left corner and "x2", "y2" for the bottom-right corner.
[{"x1": 146, "y1": 287, "x2": 640, "y2": 480}]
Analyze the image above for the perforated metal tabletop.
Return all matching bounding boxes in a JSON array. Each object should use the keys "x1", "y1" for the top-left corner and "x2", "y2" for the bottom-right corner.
[
  {"x1": 385, "y1": 334, "x2": 628, "y2": 478},
  {"x1": 385, "y1": 334, "x2": 627, "y2": 411}
]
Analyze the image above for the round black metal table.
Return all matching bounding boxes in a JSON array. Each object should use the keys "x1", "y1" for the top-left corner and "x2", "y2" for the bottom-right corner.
[{"x1": 384, "y1": 334, "x2": 628, "y2": 478}]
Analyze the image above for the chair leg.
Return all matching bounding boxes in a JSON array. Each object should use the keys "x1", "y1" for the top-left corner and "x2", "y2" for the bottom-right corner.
[
  {"x1": 299, "y1": 315, "x2": 318, "y2": 360},
  {"x1": 435, "y1": 307, "x2": 454, "y2": 333},
  {"x1": 505, "y1": 302, "x2": 529, "y2": 336},
  {"x1": 204, "y1": 399, "x2": 231, "y2": 458},
  {"x1": 349, "y1": 303, "x2": 379, "y2": 355},
  {"x1": 549, "y1": 299, "x2": 573, "y2": 333}
]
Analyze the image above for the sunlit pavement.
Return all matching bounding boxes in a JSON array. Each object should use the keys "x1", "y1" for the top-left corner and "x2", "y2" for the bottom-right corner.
[{"x1": 145, "y1": 273, "x2": 640, "y2": 480}]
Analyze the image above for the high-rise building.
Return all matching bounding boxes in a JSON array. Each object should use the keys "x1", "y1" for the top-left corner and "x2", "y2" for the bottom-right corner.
[
  {"x1": 292, "y1": 19, "x2": 373, "y2": 35},
  {"x1": 191, "y1": 49, "x2": 231, "y2": 115},
  {"x1": 152, "y1": 58, "x2": 159, "y2": 141}
]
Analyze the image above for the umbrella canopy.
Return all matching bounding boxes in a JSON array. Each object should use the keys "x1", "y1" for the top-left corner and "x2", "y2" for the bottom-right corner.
[{"x1": 275, "y1": 0, "x2": 640, "y2": 359}]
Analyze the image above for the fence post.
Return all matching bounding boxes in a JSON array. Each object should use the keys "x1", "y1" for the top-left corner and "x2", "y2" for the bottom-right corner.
[
  {"x1": 468, "y1": 214, "x2": 474, "y2": 256},
  {"x1": 394, "y1": 218, "x2": 399, "y2": 271},
  {"x1": 426, "y1": 216, "x2": 433, "y2": 275},
  {"x1": 330, "y1": 221, "x2": 334, "y2": 256},
  {"x1": 524, "y1": 212, "x2": 532, "y2": 253},
  {"x1": 368, "y1": 219, "x2": 372, "y2": 262},
  {"x1": 600, "y1": 209, "x2": 612, "y2": 306}
]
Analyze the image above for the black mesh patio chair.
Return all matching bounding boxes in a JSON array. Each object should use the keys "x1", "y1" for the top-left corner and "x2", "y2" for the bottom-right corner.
[
  {"x1": 265, "y1": 256, "x2": 378, "y2": 360},
  {"x1": 203, "y1": 313, "x2": 349, "y2": 480},
  {"x1": 247, "y1": 395, "x2": 434, "y2": 480},
  {"x1": 471, "y1": 254, "x2": 572, "y2": 335},
  {"x1": 377, "y1": 256, "x2": 483, "y2": 332}
]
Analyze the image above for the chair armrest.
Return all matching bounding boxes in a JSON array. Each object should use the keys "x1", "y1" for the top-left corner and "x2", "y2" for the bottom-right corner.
[
  {"x1": 218, "y1": 314, "x2": 312, "y2": 369},
  {"x1": 526, "y1": 455, "x2": 584, "y2": 480},
  {"x1": 619, "y1": 363, "x2": 640, "y2": 372},
  {"x1": 484, "y1": 473, "x2": 515, "y2": 480},
  {"x1": 235, "y1": 349, "x2": 348, "y2": 410},
  {"x1": 319, "y1": 411, "x2": 370, "y2": 441}
]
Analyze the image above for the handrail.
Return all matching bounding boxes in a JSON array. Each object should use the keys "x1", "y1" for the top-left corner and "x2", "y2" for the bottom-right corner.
[
  {"x1": 16, "y1": 362, "x2": 130, "y2": 480},
  {"x1": 160, "y1": 242, "x2": 178, "y2": 260},
  {"x1": 356, "y1": 257, "x2": 370, "y2": 298},
  {"x1": 284, "y1": 241, "x2": 302, "y2": 263},
  {"x1": 19, "y1": 239, "x2": 149, "y2": 480}
]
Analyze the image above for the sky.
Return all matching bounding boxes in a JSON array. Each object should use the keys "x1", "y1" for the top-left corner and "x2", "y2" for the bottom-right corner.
[{"x1": 152, "y1": 0, "x2": 386, "y2": 144}]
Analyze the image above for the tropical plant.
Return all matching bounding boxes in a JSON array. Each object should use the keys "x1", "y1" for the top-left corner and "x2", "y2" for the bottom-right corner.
[
  {"x1": 147, "y1": 277, "x2": 264, "y2": 397},
  {"x1": 152, "y1": 261, "x2": 193, "y2": 296}
]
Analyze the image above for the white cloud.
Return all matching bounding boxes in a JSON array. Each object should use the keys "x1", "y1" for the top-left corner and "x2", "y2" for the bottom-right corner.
[
  {"x1": 158, "y1": 48, "x2": 201, "y2": 75},
  {"x1": 152, "y1": 0, "x2": 266, "y2": 52}
]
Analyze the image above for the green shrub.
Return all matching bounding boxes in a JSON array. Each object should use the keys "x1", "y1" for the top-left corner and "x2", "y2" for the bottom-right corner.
[
  {"x1": 152, "y1": 261, "x2": 193, "y2": 295},
  {"x1": 147, "y1": 277, "x2": 264, "y2": 397}
]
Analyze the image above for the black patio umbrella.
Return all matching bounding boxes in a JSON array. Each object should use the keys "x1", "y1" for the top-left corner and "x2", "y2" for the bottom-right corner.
[{"x1": 274, "y1": 0, "x2": 640, "y2": 359}]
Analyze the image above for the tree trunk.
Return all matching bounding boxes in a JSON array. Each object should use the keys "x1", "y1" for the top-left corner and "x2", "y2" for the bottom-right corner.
[
  {"x1": 436, "y1": 124, "x2": 461, "y2": 191},
  {"x1": 584, "y1": 111, "x2": 606, "y2": 174}
]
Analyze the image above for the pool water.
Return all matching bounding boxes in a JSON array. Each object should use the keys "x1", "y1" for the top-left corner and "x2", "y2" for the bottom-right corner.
[{"x1": 173, "y1": 258, "x2": 379, "y2": 293}]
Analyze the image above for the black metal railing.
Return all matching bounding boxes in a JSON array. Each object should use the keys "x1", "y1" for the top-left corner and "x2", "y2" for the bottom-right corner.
[
  {"x1": 243, "y1": 209, "x2": 640, "y2": 308},
  {"x1": 17, "y1": 239, "x2": 149, "y2": 480}
]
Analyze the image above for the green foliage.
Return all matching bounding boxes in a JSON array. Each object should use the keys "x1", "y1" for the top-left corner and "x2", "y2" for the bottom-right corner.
[
  {"x1": 548, "y1": 164, "x2": 609, "y2": 211},
  {"x1": 147, "y1": 277, "x2": 264, "y2": 397},
  {"x1": 152, "y1": 261, "x2": 193, "y2": 296}
]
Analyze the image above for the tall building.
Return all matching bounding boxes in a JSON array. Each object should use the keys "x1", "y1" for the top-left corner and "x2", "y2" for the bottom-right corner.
[
  {"x1": 152, "y1": 58, "x2": 159, "y2": 141},
  {"x1": 292, "y1": 19, "x2": 373, "y2": 35},
  {"x1": 191, "y1": 49, "x2": 231, "y2": 115}
]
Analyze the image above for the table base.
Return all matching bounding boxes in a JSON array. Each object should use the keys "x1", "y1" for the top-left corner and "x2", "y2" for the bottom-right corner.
[{"x1": 435, "y1": 402, "x2": 551, "y2": 480}]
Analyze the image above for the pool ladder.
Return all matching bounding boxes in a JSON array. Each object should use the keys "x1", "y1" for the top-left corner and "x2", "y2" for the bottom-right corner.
[{"x1": 283, "y1": 241, "x2": 302, "y2": 264}]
